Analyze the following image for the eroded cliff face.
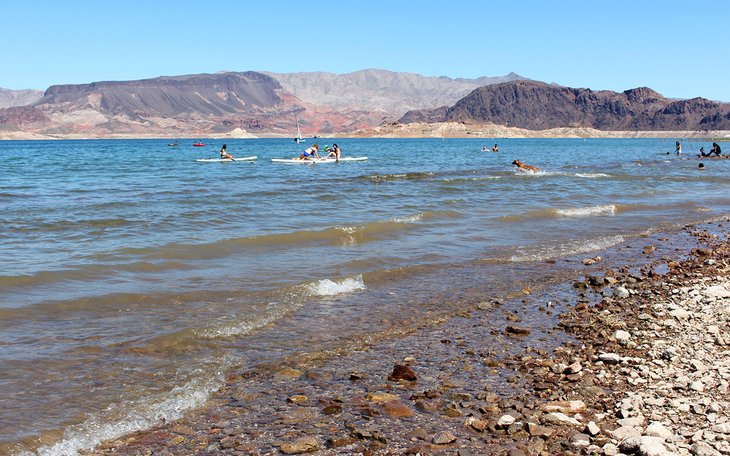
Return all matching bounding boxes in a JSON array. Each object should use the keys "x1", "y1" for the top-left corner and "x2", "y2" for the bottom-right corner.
[{"x1": 401, "y1": 80, "x2": 730, "y2": 131}]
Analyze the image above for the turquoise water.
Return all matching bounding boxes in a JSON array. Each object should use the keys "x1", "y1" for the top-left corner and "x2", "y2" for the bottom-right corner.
[{"x1": 1, "y1": 138, "x2": 728, "y2": 454}]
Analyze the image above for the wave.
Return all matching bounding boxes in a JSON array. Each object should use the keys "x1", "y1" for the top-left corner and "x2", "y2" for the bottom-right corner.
[
  {"x1": 509, "y1": 235, "x2": 625, "y2": 263},
  {"x1": 307, "y1": 275, "x2": 366, "y2": 296},
  {"x1": 574, "y1": 172, "x2": 611, "y2": 178},
  {"x1": 555, "y1": 204, "x2": 617, "y2": 217},
  {"x1": 363, "y1": 172, "x2": 434, "y2": 183},
  {"x1": 195, "y1": 275, "x2": 366, "y2": 340},
  {"x1": 114, "y1": 210, "x2": 458, "y2": 260},
  {"x1": 26, "y1": 361, "x2": 227, "y2": 456}
]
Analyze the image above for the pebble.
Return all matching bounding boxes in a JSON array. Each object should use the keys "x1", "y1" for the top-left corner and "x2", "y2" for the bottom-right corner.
[
  {"x1": 431, "y1": 431, "x2": 457, "y2": 445},
  {"x1": 614, "y1": 286, "x2": 630, "y2": 298}
]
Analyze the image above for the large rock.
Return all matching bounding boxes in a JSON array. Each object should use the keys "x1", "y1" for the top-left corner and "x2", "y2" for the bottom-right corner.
[{"x1": 279, "y1": 436, "x2": 320, "y2": 454}]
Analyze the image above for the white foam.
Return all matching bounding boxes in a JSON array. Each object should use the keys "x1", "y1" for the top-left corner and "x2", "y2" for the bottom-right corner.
[
  {"x1": 392, "y1": 213, "x2": 423, "y2": 223},
  {"x1": 575, "y1": 173, "x2": 611, "y2": 178},
  {"x1": 196, "y1": 301, "x2": 297, "y2": 339},
  {"x1": 510, "y1": 235, "x2": 625, "y2": 262},
  {"x1": 307, "y1": 275, "x2": 366, "y2": 296},
  {"x1": 556, "y1": 204, "x2": 616, "y2": 217},
  {"x1": 29, "y1": 368, "x2": 225, "y2": 456}
]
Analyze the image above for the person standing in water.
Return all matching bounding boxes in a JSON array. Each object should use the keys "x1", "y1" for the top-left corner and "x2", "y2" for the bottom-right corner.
[
  {"x1": 675, "y1": 141, "x2": 682, "y2": 155},
  {"x1": 220, "y1": 144, "x2": 234, "y2": 160}
]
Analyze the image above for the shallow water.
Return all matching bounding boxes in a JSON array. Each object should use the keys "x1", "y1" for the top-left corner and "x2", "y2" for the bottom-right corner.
[{"x1": 1, "y1": 138, "x2": 728, "y2": 454}]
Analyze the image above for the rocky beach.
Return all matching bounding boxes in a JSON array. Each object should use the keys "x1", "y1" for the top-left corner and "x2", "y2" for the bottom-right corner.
[{"x1": 76, "y1": 221, "x2": 730, "y2": 456}]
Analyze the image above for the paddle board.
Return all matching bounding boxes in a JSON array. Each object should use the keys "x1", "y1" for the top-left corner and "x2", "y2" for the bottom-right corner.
[
  {"x1": 271, "y1": 157, "x2": 368, "y2": 164},
  {"x1": 196, "y1": 156, "x2": 257, "y2": 162}
]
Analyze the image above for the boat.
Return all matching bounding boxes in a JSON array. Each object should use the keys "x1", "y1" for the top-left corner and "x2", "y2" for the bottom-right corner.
[
  {"x1": 168, "y1": 141, "x2": 179, "y2": 147},
  {"x1": 271, "y1": 157, "x2": 368, "y2": 164},
  {"x1": 196, "y1": 156, "x2": 257, "y2": 162},
  {"x1": 192, "y1": 142, "x2": 205, "y2": 147},
  {"x1": 293, "y1": 118, "x2": 305, "y2": 144}
]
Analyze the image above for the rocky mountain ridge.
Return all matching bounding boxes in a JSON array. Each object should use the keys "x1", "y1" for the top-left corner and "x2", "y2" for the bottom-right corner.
[
  {"x1": 0, "y1": 88, "x2": 43, "y2": 109},
  {"x1": 0, "y1": 70, "x2": 525, "y2": 138},
  {"x1": 1, "y1": 71, "x2": 729, "y2": 138},
  {"x1": 399, "y1": 80, "x2": 730, "y2": 131}
]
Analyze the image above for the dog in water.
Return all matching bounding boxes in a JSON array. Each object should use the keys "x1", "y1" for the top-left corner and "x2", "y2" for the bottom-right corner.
[{"x1": 512, "y1": 159, "x2": 540, "y2": 173}]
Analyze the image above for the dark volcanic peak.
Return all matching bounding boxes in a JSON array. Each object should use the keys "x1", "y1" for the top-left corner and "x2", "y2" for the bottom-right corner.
[
  {"x1": 400, "y1": 80, "x2": 730, "y2": 131},
  {"x1": 37, "y1": 72, "x2": 286, "y2": 118}
]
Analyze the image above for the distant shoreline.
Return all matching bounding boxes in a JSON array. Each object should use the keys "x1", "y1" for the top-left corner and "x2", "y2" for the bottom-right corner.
[{"x1": 1, "y1": 122, "x2": 729, "y2": 141}]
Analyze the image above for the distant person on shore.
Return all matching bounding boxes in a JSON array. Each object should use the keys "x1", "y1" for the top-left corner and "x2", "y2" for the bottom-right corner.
[
  {"x1": 326, "y1": 143, "x2": 341, "y2": 160},
  {"x1": 299, "y1": 144, "x2": 319, "y2": 160},
  {"x1": 675, "y1": 141, "x2": 682, "y2": 155},
  {"x1": 492, "y1": 144, "x2": 499, "y2": 152},
  {"x1": 220, "y1": 144, "x2": 233, "y2": 160}
]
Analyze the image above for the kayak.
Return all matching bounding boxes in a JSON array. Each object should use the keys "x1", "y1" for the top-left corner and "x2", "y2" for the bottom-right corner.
[
  {"x1": 271, "y1": 157, "x2": 368, "y2": 164},
  {"x1": 196, "y1": 156, "x2": 257, "y2": 162},
  {"x1": 192, "y1": 143, "x2": 205, "y2": 147}
]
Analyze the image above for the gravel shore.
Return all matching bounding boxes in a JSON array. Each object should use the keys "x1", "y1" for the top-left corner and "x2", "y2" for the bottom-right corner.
[{"x1": 85, "y1": 224, "x2": 730, "y2": 456}]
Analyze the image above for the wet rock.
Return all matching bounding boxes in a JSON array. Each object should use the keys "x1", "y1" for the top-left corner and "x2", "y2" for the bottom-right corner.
[
  {"x1": 497, "y1": 414, "x2": 516, "y2": 428},
  {"x1": 367, "y1": 392, "x2": 398, "y2": 403},
  {"x1": 465, "y1": 416, "x2": 488, "y2": 432},
  {"x1": 328, "y1": 435, "x2": 357, "y2": 448},
  {"x1": 287, "y1": 394, "x2": 308, "y2": 404},
  {"x1": 476, "y1": 301, "x2": 492, "y2": 310},
  {"x1": 431, "y1": 431, "x2": 457, "y2": 445},
  {"x1": 276, "y1": 368, "x2": 303, "y2": 378},
  {"x1": 414, "y1": 399, "x2": 441, "y2": 413},
  {"x1": 527, "y1": 422, "x2": 555, "y2": 439},
  {"x1": 383, "y1": 400, "x2": 415, "y2": 418},
  {"x1": 505, "y1": 325, "x2": 531, "y2": 336},
  {"x1": 279, "y1": 436, "x2": 320, "y2": 454},
  {"x1": 388, "y1": 364, "x2": 417, "y2": 381},
  {"x1": 347, "y1": 372, "x2": 369, "y2": 383}
]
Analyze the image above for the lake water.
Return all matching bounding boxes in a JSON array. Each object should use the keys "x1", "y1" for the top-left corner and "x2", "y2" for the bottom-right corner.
[{"x1": 1, "y1": 138, "x2": 728, "y2": 455}]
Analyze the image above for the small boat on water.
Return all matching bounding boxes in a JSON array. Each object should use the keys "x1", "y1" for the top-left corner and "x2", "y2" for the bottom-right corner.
[
  {"x1": 192, "y1": 142, "x2": 205, "y2": 147},
  {"x1": 168, "y1": 141, "x2": 179, "y2": 147},
  {"x1": 293, "y1": 118, "x2": 305, "y2": 144}
]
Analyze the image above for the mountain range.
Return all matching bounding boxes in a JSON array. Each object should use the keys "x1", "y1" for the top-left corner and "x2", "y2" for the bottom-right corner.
[
  {"x1": 399, "y1": 80, "x2": 730, "y2": 131},
  {"x1": 0, "y1": 70, "x2": 728, "y2": 139}
]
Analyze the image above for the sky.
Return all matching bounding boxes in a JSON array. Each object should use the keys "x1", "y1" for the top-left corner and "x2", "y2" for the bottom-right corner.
[{"x1": 2, "y1": 0, "x2": 729, "y2": 101}]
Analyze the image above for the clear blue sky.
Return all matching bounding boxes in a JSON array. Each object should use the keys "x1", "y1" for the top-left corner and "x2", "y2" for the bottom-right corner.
[{"x1": 2, "y1": 0, "x2": 728, "y2": 101}]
